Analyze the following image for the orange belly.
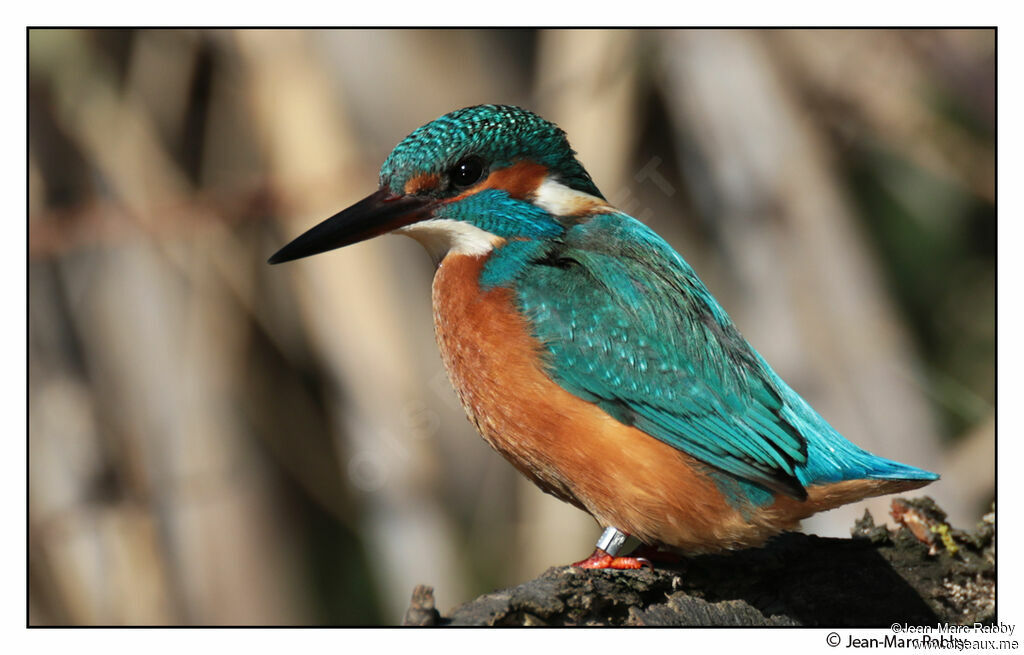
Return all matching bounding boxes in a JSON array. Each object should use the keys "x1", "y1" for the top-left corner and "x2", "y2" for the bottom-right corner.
[{"x1": 431, "y1": 253, "x2": 926, "y2": 553}]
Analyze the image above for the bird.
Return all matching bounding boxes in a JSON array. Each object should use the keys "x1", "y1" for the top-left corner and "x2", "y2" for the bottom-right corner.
[{"x1": 269, "y1": 104, "x2": 939, "y2": 570}]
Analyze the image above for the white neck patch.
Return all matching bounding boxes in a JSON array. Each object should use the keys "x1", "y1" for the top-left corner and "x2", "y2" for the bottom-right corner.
[
  {"x1": 396, "y1": 219, "x2": 504, "y2": 264},
  {"x1": 533, "y1": 177, "x2": 611, "y2": 217}
]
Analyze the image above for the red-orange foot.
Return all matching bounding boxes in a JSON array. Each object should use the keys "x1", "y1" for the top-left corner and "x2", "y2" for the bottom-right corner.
[{"x1": 571, "y1": 548, "x2": 653, "y2": 570}]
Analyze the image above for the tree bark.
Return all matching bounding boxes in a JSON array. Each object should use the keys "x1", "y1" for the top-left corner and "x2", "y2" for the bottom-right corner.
[{"x1": 404, "y1": 497, "x2": 994, "y2": 627}]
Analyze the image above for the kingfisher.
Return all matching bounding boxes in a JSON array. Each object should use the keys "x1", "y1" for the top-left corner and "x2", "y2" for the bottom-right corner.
[{"x1": 270, "y1": 105, "x2": 938, "y2": 570}]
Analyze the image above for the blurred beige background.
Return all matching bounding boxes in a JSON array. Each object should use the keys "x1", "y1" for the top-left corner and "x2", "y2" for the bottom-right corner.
[{"x1": 28, "y1": 28, "x2": 994, "y2": 625}]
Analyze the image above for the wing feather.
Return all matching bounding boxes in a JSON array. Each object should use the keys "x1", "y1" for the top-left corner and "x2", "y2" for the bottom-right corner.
[{"x1": 514, "y1": 213, "x2": 809, "y2": 498}]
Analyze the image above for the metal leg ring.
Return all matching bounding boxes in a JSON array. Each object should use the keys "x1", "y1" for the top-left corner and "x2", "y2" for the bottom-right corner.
[{"x1": 595, "y1": 526, "x2": 628, "y2": 557}]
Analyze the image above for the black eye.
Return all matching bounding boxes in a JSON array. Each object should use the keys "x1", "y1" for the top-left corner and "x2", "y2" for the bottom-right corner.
[{"x1": 450, "y1": 156, "x2": 485, "y2": 188}]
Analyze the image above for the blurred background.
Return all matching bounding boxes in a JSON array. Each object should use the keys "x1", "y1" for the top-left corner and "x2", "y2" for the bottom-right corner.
[{"x1": 28, "y1": 28, "x2": 994, "y2": 625}]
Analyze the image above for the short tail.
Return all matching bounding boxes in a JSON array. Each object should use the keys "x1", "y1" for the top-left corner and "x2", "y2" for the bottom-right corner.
[
  {"x1": 774, "y1": 381, "x2": 940, "y2": 487},
  {"x1": 798, "y1": 438, "x2": 939, "y2": 489},
  {"x1": 809, "y1": 476, "x2": 934, "y2": 514},
  {"x1": 858, "y1": 454, "x2": 940, "y2": 483},
  {"x1": 766, "y1": 474, "x2": 937, "y2": 523},
  {"x1": 761, "y1": 474, "x2": 936, "y2": 531}
]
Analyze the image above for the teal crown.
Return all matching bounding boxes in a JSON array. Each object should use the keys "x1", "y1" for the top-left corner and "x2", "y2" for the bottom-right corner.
[{"x1": 379, "y1": 105, "x2": 604, "y2": 199}]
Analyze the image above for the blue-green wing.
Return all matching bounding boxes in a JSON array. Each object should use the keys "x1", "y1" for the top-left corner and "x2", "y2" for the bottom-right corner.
[{"x1": 513, "y1": 213, "x2": 809, "y2": 498}]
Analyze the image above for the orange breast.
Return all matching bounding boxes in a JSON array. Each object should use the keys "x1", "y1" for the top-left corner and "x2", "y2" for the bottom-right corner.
[{"x1": 431, "y1": 253, "x2": 927, "y2": 553}]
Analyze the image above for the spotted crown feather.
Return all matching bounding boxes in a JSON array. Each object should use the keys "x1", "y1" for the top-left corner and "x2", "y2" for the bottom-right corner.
[{"x1": 380, "y1": 105, "x2": 603, "y2": 199}]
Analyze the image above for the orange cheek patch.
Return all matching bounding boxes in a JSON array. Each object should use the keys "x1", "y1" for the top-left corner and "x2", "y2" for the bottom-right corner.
[
  {"x1": 449, "y1": 161, "x2": 549, "y2": 202},
  {"x1": 405, "y1": 173, "x2": 440, "y2": 195},
  {"x1": 481, "y1": 161, "x2": 549, "y2": 199}
]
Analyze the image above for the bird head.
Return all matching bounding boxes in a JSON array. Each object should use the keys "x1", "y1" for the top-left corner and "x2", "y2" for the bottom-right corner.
[{"x1": 268, "y1": 105, "x2": 607, "y2": 265}]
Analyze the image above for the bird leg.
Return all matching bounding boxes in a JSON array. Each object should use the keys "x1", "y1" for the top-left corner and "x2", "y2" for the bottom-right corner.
[{"x1": 572, "y1": 527, "x2": 653, "y2": 570}]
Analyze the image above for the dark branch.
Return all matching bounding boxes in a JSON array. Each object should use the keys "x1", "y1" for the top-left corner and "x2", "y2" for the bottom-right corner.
[{"x1": 405, "y1": 497, "x2": 994, "y2": 627}]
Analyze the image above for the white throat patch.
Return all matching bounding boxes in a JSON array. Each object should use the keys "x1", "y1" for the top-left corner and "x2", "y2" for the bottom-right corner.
[{"x1": 396, "y1": 219, "x2": 504, "y2": 263}]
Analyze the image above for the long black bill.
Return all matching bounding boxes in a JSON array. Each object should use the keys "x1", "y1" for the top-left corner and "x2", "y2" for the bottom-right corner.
[{"x1": 268, "y1": 189, "x2": 433, "y2": 264}]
